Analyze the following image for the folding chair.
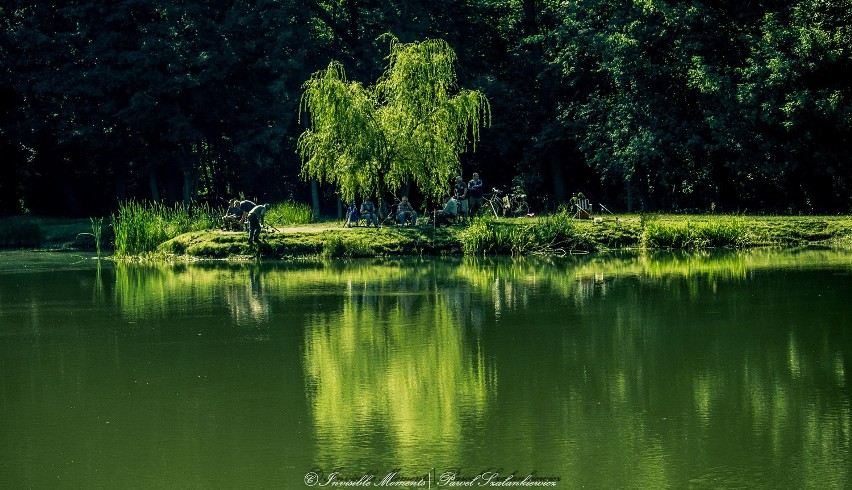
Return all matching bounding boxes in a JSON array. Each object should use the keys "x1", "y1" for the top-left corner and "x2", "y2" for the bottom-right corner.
[{"x1": 574, "y1": 196, "x2": 592, "y2": 219}]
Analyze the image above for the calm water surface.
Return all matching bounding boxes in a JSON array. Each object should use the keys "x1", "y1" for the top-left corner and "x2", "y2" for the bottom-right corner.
[{"x1": 0, "y1": 249, "x2": 850, "y2": 488}]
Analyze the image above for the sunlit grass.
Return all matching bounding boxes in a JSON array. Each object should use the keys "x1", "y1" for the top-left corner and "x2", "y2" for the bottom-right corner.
[
  {"x1": 265, "y1": 200, "x2": 315, "y2": 226},
  {"x1": 640, "y1": 215, "x2": 747, "y2": 249},
  {"x1": 112, "y1": 201, "x2": 218, "y2": 256}
]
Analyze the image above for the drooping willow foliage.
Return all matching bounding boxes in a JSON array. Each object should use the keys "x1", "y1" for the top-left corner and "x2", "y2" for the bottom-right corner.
[{"x1": 298, "y1": 37, "x2": 491, "y2": 204}]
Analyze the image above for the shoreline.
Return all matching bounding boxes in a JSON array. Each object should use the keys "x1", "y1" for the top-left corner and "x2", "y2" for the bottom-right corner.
[{"x1": 3, "y1": 214, "x2": 851, "y2": 260}]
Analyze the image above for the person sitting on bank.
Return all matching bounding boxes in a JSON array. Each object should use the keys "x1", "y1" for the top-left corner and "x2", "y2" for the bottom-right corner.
[
  {"x1": 344, "y1": 199, "x2": 360, "y2": 228},
  {"x1": 223, "y1": 199, "x2": 242, "y2": 230},
  {"x1": 396, "y1": 196, "x2": 417, "y2": 226},
  {"x1": 467, "y1": 172, "x2": 483, "y2": 215},
  {"x1": 360, "y1": 199, "x2": 378, "y2": 228},
  {"x1": 454, "y1": 175, "x2": 469, "y2": 220},
  {"x1": 434, "y1": 196, "x2": 458, "y2": 227},
  {"x1": 247, "y1": 203, "x2": 268, "y2": 245}
]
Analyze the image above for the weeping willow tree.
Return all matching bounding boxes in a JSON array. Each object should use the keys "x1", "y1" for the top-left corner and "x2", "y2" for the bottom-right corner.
[{"x1": 297, "y1": 37, "x2": 491, "y2": 204}]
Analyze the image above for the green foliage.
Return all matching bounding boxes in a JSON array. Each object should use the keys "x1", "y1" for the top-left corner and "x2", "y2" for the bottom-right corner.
[
  {"x1": 112, "y1": 201, "x2": 217, "y2": 256},
  {"x1": 459, "y1": 211, "x2": 593, "y2": 256},
  {"x1": 90, "y1": 217, "x2": 104, "y2": 257},
  {"x1": 298, "y1": 37, "x2": 490, "y2": 203},
  {"x1": 641, "y1": 216, "x2": 747, "y2": 249},
  {"x1": 321, "y1": 234, "x2": 372, "y2": 259},
  {"x1": 3, "y1": 0, "x2": 851, "y2": 215},
  {"x1": 265, "y1": 201, "x2": 315, "y2": 226}
]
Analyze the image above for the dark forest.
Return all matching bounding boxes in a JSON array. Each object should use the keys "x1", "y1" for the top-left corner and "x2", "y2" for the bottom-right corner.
[{"x1": 2, "y1": 0, "x2": 850, "y2": 217}]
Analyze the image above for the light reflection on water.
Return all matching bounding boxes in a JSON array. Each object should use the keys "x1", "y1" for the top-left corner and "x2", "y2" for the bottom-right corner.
[{"x1": 0, "y1": 248, "x2": 850, "y2": 488}]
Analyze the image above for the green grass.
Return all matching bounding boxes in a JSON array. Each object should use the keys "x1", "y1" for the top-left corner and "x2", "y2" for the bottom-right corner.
[
  {"x1": 152, "y1": 213, "x2": 852, "y2": 259},
  {"x1": 112, "y1": 201, "x2": 218, "y2": 256},
  {"x1": 265, "y1": 200, "x2": 315, "y2": 226},
  {"x1": 640, "y1": 214, "x2": 747, "y2": 249},
  {"x1": 6, "y1": 209, "x2": 848, "y2": 259}
]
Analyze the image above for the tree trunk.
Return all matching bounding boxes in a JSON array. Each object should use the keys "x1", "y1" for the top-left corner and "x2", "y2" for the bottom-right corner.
[{"x1": 311, "y1": 179, "x2": 321, "y2": 218}]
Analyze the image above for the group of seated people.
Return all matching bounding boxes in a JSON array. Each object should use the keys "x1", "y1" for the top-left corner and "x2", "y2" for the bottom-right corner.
[
  {"x1": 222, "y1": 199, "x2": 256, "y2": 230},
  {"x1": 222, "y1": 199, "x2": 269, "y2": 244},
  {"x1": 344, "y1": 193, "x2": 470, "y2": 229},
  {"x1": 344, "y1": 196, "x2": 420, "y2": 228},
  {"x1": 345, "y1": 198, "x2": 380, "y2": 227}
]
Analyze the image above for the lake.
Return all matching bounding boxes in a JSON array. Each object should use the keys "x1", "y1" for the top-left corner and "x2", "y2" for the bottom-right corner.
[{"x1": 0, "y1": 248, "x2": 850, "y2": 488}]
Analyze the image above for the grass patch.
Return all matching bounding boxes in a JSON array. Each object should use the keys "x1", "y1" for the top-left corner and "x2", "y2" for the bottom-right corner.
[
  {"x1": 459, "y1": 211, "x2": 597, "y2": 255},
  {"x1": 640, "y1": 215, "x2": 747, "y2": 249},
  {"x1": 135, "y1": 212, "x2": 852, "y2": 259},
  {"x1": 265, "y1": 200, "x2": 315, "y2": 226},
  {"x1": 112, "y1": 201, "x2": 218, "y2": 256}
]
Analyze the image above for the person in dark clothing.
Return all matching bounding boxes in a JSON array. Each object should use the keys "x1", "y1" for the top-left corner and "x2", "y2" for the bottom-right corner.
[
  {"x1": 396, "y1": 196, "x2": 417, "y2": 226},
  {"x1": 247, "y1": 204, "x2": 268, "y2": 244},
  {"x1": 238, "y1": 199, "x2": 257, "y2": 225},
  {"x1": 468, "y1": 172, "x2": 483, "y2": 215},
  {"x1": 454, "y1": 176, "x2": 468, "y2": 220},
  {"x1": 223, "y1": 199, "x2": 242, "y2": 230},
  {"x1": 434, "y1": 196, "x2": 459, "y2": 227},
  {"x1": 344, "y1": 199, "x2": 360, "y2": 227},
  {"x1": 360, "y1": 199, "x2": 378, "y2": 227}
]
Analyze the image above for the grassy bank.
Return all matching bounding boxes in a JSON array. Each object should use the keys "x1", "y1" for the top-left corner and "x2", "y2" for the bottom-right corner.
[
  {"x1": 3, "y1": 211, "x2": 851, "y2": 259},
  {"x1": 159, "y1": 212, "x2": 852, "y2": 259}
]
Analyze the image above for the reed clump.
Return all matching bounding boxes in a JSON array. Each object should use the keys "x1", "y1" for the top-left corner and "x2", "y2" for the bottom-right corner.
[
  {"x1": 458, "y1": 209, "x2": 593, "y2": 256},
  {"x1": 640, "y1": 215, "x2": 747, "y2": 249},
  {"x1": 112, "y1": 201, "x2": 217, "y2": 256},
  {"x1": 265, "y1": 200, "x2": 315, "y2": 226}
]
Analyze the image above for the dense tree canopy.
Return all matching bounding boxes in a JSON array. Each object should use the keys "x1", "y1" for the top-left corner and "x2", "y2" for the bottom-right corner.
[{"x1": 1, "y1": 0, "x2": 849, "y2": 216}]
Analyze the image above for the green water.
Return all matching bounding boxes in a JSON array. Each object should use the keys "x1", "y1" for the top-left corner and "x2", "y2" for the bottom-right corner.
[{"x1": 0, "y1": 249, "x2": 850, "y2": 489}]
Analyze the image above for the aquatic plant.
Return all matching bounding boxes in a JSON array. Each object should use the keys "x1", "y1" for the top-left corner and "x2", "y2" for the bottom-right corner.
[
  {"x1": 641, "y1": 215, "x2": 746, "y2": 249},
  {"x1": 90, "y1": 217, "x2": 103, "y2": 257},
  {"x1": 459, "y1": 211, "x2": 593, "y2": 256},
  {"x1": 265, "y1": 201, "x2": 315, "y2": 226},
  {"x1": 112, "y1": 201, "x2": 217, "y2": 256}
]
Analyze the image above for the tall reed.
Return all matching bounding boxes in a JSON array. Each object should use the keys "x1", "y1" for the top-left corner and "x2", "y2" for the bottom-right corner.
[
  {"x1": 458, "y1": 210, "x2": 589, "y2": 256},
  {"x1": 112, "y1": 201, "x2": 217, "y2": 256},
  {"x1": 90, "y1": 217, "x2": 103, "y2": 257},
  {"x1": 641, "y1": 216, "x2": 746, "y2": 249},
  {"x1": 265, "y1": 200, "x2": 315, "y2": 226}
]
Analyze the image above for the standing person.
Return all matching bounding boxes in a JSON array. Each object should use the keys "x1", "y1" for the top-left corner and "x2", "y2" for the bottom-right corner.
[
  {"x1": 360, "y1": 198, "x2": 378, "y2": 228},
  {"x1": 468, "y1": 172, "x2": 483, "y2": 215},
  {"x1": 247, "y1": 203, "x2": 268, "y2": 245},
  {"x1": 454, "y1": 176, "x2": 468, "y2": 220},
  {"x1": 396, "y1": 196, "x2": 417, "y2": 226},
  {"x1": 238, "y1": 199, "x2": 257, "y2": 225}
]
